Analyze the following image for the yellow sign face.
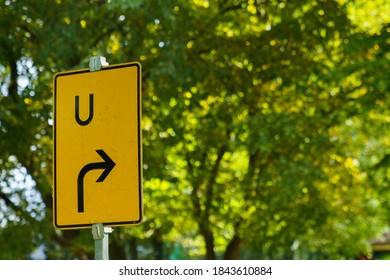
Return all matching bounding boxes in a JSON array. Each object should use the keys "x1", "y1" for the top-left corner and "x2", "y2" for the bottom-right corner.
[{"x1": 53, "y1": 62, "x2": 142, "y2": 229}]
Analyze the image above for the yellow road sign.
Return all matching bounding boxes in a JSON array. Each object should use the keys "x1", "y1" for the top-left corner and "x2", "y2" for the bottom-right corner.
[{"x1": 53, "y1": 62, "x2": 142, "y2": 229}]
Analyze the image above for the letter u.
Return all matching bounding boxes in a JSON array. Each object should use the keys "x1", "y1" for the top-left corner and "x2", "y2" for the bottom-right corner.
[{"x1": 75, "y1": 93, "x2": 94, "y2": 126}]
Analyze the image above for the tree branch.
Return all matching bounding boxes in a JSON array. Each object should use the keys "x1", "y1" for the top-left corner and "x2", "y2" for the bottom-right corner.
[
  {"x1": 205, "y1": 145, "x2": 227, "y2": 214},
  {"x1": 0, "y1": 191, "x2": 35, "y2": 223}
]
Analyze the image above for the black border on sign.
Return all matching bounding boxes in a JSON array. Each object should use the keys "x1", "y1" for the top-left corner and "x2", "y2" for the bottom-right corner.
[{"x1": 53, "y1": 62, "x2": 143, "y2": 230}]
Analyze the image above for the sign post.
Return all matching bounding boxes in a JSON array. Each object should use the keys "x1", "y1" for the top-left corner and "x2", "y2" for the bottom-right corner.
[
  {"x1": 89, "y1": 57, "x2": 111, "y2": 260},
  {"x1": 53, "y1": 56, "x2": 143, "y2": 260}
]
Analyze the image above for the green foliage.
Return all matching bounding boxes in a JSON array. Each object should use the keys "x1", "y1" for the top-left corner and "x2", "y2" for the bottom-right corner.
[{"x1": 0, "y1": 0, "x2": 389, "y2": 259}]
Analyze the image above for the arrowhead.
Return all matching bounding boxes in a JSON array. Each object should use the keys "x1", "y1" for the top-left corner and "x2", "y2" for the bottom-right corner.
[{"x1": 95, "y1": 149, "x2": 116, "y2": 182}]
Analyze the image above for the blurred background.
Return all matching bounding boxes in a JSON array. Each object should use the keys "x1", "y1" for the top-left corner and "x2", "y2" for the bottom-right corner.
[{"x1": 0, "y1": 0, "x2": 389, "y2": 259}]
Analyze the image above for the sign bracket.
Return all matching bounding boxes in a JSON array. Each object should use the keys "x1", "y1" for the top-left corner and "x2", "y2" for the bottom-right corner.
[
  {"x1": 89, "y1": 55, "x2": 109, "y2": 71},
  {"x1": 92, "y1": 223, "x2": 113, "y2": 260}
]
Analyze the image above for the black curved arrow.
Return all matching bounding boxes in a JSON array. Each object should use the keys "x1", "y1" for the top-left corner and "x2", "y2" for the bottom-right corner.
[{"x1": 77, "y1": 149, "x2": 116, "y2": 213}]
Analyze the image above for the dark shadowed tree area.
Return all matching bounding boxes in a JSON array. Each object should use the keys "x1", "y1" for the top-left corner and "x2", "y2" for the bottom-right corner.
[{"x1": 0, "y1": 0, "x2": 389, "y2": 259}]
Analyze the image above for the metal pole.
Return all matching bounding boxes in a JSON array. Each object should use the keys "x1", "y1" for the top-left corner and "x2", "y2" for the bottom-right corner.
[{"x1": 89, "y1": 56, "x2": 111, "y2": 260}]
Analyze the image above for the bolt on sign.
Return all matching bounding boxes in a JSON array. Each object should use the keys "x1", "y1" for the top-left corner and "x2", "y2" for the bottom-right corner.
[{"x1": 53, "y1": 62, "x2": 143, "y2": 229}]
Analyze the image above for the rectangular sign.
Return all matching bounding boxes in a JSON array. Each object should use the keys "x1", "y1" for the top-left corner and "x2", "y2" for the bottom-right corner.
[{"x1": 53, "y1": 62, "x2": 142, "y2": 229}]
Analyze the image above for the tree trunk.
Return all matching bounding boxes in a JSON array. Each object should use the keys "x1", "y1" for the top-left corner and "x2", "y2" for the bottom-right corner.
[
  {"x1": 201, "y1": 227, "x2": 216, "y2": 260},
  {"x1": 110, "y1": 229, "x2": 127, "y2": 260},
  {"x1": 152, "y1": 228, "x2": 164, "y2": 259},
  {"x1": 223, "y1": 234, "x2": 242, "y2": 260},
  {"x1": 129, "y1": 237, "x2": 138, "y2": 260}
]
